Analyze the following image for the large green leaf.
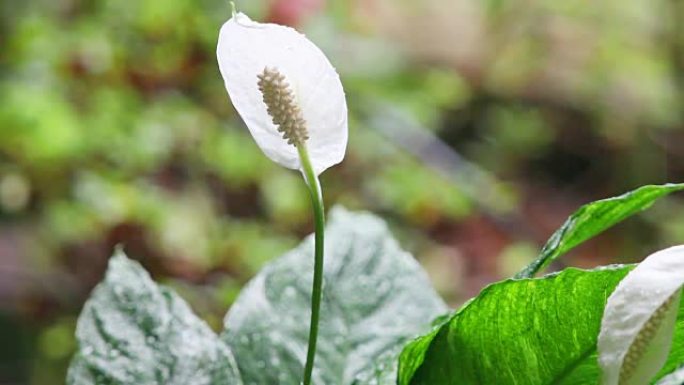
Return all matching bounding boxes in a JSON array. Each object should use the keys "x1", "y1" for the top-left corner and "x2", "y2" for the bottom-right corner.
[
  {"x1": 398, "y1": 265, "x2": 634, "y2": 385},
  {"x1": 397, "y1": 249, "x2": 684, "y2": 385},
  {"x1": 67, "y1": 250, "x2": 243, "y2": 385},
  {"x1": 221, "y1": 207, "x2": 448, "y2": 385},
  {"x1": 516, "y1": 183, "x2": 684, "y2": 278}
]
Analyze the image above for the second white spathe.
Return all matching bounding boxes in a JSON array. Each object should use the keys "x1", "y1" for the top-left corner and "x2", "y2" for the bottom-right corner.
[{"x1": 598, "y1": 245, "x2": 684, "y2": 385}]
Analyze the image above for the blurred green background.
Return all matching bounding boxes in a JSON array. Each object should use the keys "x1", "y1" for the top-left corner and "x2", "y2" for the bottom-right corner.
[{"x1": 1, "y1": 0, "x2": 684, "y2": 383}]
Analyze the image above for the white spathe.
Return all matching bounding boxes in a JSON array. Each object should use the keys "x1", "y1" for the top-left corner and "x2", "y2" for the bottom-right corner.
[
  {"x1": 217, "y1": 12, "x2": 348, "y2": 176},
  {"x1": 598, "y1": 245, "x2": 684, "y2": 385}
]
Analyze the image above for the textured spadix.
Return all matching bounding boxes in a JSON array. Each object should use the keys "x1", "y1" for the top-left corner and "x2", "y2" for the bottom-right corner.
[
  {"x1": 217, "y1": 12, "x2": 347, "y2": 176},
  {"x1": 598, "y1": 245, "x2": 684, "y2": 385}
]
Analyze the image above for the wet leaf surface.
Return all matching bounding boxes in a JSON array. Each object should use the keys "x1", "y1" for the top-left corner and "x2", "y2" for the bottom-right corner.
[
  {"x1": 399, "y1": 265, "x2": 633, "y2": 385},
  {"x1": 222, "y1": 207, "x2": 447, "y2": 385},
  {"x1": 67, "y1": 250, "x2": 243, "y2": 385}
]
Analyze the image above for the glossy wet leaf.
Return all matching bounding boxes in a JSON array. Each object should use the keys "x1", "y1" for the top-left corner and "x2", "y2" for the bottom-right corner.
[
  {"x1": 398, "y1": 265, "x2": 634, "y2": 385},
  {"x1": 67, "y1": 250, "x2": 243, "y2": 385},
  {"x1": 221, "y1": 207, "x2": 447, "y2": 385},
  {"x1": 516, "y1": 183, "x2": 684, "y2": 279}
]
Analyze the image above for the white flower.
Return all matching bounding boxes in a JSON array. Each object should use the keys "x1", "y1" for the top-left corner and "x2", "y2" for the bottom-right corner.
[
  {"x1": 216, "y1": 12, "x2": 348, "y2": 176},
  {"x1": 598, "y1": 245, "x2": 684, "y2": 385}
]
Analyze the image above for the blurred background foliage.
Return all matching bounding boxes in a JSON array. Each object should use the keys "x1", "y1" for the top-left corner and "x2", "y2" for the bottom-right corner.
[{"x1": 1, "y1": 0, "x2": 684, "y2": 383}]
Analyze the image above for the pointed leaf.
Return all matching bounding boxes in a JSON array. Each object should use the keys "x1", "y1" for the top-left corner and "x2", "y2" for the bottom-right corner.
[
  {"x1": 67, "y1": 250, "x2": 243, "y2": 385},
  {"x1": 398, "y1": 265, "x2": 634, "y2": 385},
  {"x1": 221, "y1": 207, "x2": 447, "y2": 385},
  {"x1": 516, "y1": 184, "x2": 684, "y2": 279}
]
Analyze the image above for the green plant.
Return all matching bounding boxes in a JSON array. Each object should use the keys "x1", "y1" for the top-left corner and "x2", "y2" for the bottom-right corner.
[
  {"x1": 67, "y1": 184, "x2": 684, "y2": 384},
  {"x1": 66, "y1": 6, "x2": 684, "y2": 385}
]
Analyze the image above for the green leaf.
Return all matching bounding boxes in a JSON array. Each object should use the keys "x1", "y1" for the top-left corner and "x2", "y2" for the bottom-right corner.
[
  {"x1": 516, "y1": 183, "x2": 684, "y2": 279},
  {"x1": 221, "y1": 207, "x2": 447, "y2": 385},
  {"x1": 67, "y1": 250, "x2": 243, "y2": 385},
  {"x1": 398, "y1": 265, "x2": 634, "y2": 385}
]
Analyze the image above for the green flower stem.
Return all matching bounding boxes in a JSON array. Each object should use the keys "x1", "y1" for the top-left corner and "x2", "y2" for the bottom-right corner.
[{"x1": 297, "y1": 144, "x2": 325, "y2": 385}]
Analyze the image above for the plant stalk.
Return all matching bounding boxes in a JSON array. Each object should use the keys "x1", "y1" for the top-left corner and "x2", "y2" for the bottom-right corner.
[{"x1": 297, "y1": 145, "x2": 325, "y2": 385}]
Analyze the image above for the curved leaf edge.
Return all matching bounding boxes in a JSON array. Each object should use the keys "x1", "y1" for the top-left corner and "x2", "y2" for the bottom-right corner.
[
  {"x1": 397, "y1": 263, "x2": 635, "y2": 385},
  {"x1": 516, "y1": 183, "x2": 684, "y2": 279}
]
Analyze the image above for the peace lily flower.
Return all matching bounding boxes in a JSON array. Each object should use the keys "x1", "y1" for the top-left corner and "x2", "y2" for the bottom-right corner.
[
  {"x1": 598, "y1": 245, "x2": 684, "y2": 385},
  {"x1": 216, "y1": 8, "x2": 348, "y2": 176},
  {"x1": 216, "y1": 6, "x2": 347, "y2": 385}
]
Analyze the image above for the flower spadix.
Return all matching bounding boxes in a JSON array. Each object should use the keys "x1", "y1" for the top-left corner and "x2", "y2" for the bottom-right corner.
[
  {"x1": 598, "y1": 245, "x2": 684, "y2": 385},
  {"x1": 216, "y1": 11, "x2": 347, "y2": 176}
]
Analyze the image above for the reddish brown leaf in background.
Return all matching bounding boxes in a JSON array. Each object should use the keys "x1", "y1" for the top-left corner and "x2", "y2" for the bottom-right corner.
[{"x1": 266, "y1": 0, "x2": 325, "y2": 26}]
